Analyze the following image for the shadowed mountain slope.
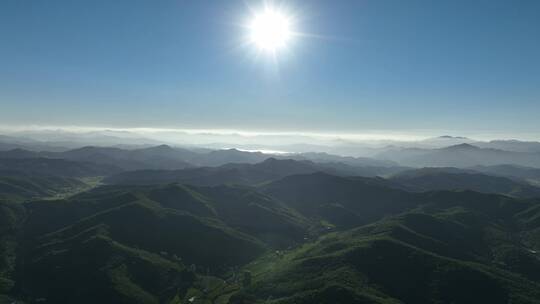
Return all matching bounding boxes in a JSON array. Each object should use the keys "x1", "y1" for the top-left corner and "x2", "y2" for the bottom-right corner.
[
  {"x1": 0, "y1": 158, "x2": 120, "y2": 177},
  {"x1": 233, "y1": 188, "x2": 540, "y2": 304},
  {"x1": 9, "y1": 183, "x2": 304, "y2": 303},
  {"x1": 260, "y1": 172, "x2": 418, "y2": 229},
  {"x1": 389, "y1": 167, "x2": 540, "y2": 198}
]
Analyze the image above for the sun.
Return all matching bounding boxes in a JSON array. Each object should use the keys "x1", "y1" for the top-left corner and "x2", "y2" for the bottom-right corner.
[{"x1": 248, "y1": 7, "x2": 293, "y2": 52}]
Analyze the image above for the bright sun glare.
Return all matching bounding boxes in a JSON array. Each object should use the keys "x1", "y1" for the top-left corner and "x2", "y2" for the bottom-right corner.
[{"x1": 248, "y1": 7, "x2": 293, "y2": 52}]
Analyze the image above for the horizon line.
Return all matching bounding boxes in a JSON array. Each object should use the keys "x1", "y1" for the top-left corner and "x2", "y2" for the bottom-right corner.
[{"x1": 1, "y1": 124, "x2": 539, "y2": 143}]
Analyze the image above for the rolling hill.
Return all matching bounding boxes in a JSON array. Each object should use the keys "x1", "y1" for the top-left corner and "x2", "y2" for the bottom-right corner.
[
  {"x1": 1, "y1": 168, "x2": 540, "y2": 303},
  {"x1": 233, "y1": 189, "x2": 540, "y2": 304},
  {"x1": 1, "y1": 181, "x2": 316, "y2": 303}
]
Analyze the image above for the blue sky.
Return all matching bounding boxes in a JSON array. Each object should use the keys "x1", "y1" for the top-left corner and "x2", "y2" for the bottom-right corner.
[{"x1": 1, "y1": 0, "x2": 539, "y2": 139}]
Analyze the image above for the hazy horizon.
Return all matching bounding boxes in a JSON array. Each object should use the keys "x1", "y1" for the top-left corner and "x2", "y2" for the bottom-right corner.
[
  {"x1": 2, "y1": 124, "x2": 540, "y2": 142},
  {"x1": 2, "y1": 125, "x2": 540, "y2": 159}
]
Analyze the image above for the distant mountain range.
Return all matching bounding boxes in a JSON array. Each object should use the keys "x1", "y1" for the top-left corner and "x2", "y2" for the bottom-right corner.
[
  {"x1": 472, "y1": 164, "x2": 540, "y2": 184},
  {"x1": 2, "y1": 130, "x2": 540, "y2": 154},
  {"x1": 2, "y1": 141, "x2": 540, "y2": 191},
  {"x1": 0, "y1": 144, "x2": 398, "y2": 172},
  {"x1": 376, "y1": 143, "x2": 540, "y2": 168},
  {"x1": 104, "y1": 158, "x2": 404, "y2": 186}
]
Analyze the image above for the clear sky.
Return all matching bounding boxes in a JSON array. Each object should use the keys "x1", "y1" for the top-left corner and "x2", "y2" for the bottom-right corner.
[{"x1": 1, "y1": 0, "x2": 539, "y2": 139}]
